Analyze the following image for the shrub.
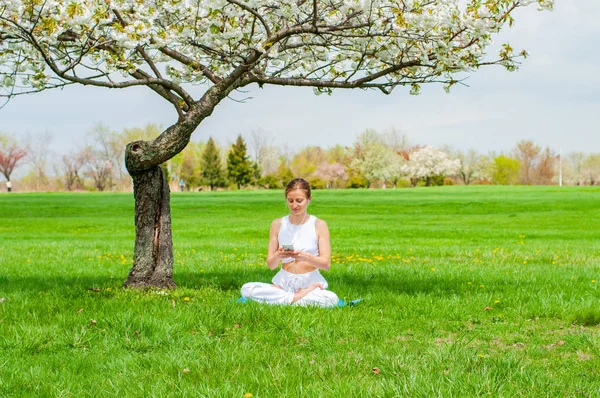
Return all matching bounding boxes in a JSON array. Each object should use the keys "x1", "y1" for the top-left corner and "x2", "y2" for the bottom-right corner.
[
  {"x1": 430, "y1": 175, "x2": 445, "y2": 186},
  {"x1": 347, "y1": 175, "x2": 367, "y2": 188},
  {"x1": 308, "y1": 177, "x2": 327, "y2": 190},
  {"x1": 394, "y1": 179, "x2": 411, "y2": 188},
  {"x1": 261, "y1": 174, "x2": 282, "y2": 189},
  {"x1": 443, "y1": 177, "x2": 455, "y2": 186}
]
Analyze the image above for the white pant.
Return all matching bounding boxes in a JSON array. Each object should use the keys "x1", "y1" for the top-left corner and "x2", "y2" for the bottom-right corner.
[{"x1": 241, "y1": 269, "x2": 338, "y2": 308}]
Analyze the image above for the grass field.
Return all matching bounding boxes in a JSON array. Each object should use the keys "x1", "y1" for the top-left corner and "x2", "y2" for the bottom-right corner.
[{"x1": 1, "y1": 186, "x2": 600, "y2": 397}]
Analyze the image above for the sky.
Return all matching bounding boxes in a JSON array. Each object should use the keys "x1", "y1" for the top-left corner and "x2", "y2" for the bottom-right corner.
[{"x1": 1, "y1": 0, "x2": 599, "y2": 157}]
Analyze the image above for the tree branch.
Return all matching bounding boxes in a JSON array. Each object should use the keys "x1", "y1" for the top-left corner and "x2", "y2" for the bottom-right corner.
[
  {"x1": 226, "y1": 0, "x2": 272, "y2": 37},
  {"x1": 159, "y1": 46, "x2": 222, "y2": 84}
]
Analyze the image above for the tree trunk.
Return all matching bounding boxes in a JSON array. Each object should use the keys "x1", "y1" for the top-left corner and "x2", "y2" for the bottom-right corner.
[
  {"x1": 123, "y1": 140, "x2": 180, "y2": 289},
  {"x1": 120, "y1": 64, "x2": 255, "y2": 288},
  {"x1": 124, "y1": 164, "x2": 175, "y2": 288}
]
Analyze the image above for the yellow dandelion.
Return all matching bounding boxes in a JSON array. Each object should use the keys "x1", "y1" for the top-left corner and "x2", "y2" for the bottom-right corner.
[
  {"x1": 494, "y1": 300, "x2": 500, "y2": 304},
  {"x1": 243, "y1": 394, "x2": 253, "y2": 398},
  {"x1": 467, "y1": 282, "x2": 472, "y2": 285},
  {"x1": 477, "y1": 354, "x2": 485, "y2": 358},
  {"x1": 184, "y1": 297, "x2": 190, "y2": 302},
  {"x1": 592, "y1": 280, "x2": 596, "y2": 283}
]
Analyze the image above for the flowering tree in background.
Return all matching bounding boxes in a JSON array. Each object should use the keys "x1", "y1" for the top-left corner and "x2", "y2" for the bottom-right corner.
[
  {"x1": 383, "y1": 152, "x2": 409, "y2": 188},
  {"x1": 352, "y1": 144, "x2": 406, "y2": 188},
  {"x1": 404, "y1": 146, "x2": 460, "y2": 186},
  {"x1": 0, "y1": 0, "x2": 553, "y2": 287},
  {"x1": 315, "y1": 162, "x2": 347, "y2": 188},
  {"x1": 0, "y1": 133, "x2": 28, "y2": 191},
  {"x1": 82, "y1": 146, "x2": 113, "y2": 191},
  {"x1": 455, "y1": 149, "x2": 493, "y2": 185}
]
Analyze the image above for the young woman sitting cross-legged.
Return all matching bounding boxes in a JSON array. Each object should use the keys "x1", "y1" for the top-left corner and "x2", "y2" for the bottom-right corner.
[{"x1": 240, "y1": 178, "x2": 338, "y2": 308}]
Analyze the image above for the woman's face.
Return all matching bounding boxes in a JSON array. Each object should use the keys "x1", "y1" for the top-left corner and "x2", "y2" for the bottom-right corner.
[{"x1": 286, "y1": 189, "x2": 311, "y2": 215}]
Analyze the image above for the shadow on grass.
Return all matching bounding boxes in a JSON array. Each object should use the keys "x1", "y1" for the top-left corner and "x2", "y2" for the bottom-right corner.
[
  {"x1": 0, "y1": 274, "x2": 124, "y2": 295},
  {"x1": 2, "y1": 269, "x2": 533, "y2": 299},
  {"x1": 173, "y1": 269, "x2": 525, "y2": 298}
]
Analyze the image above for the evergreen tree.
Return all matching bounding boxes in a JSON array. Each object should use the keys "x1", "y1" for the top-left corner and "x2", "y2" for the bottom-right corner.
[
  {"x1": 226, "y1": 135, "x2": 252, "y2": 189},
  {"x1": 250, "y1": 161, "x2": 262, "y2": 187},
  {"x1": 200, "y1": 137, "x2": 225, "y2": 190}
]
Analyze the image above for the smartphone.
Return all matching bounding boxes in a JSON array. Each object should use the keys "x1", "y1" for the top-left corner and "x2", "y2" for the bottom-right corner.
[{"x1": 282, "y1": 244, "x2": 294, "y2": 251}]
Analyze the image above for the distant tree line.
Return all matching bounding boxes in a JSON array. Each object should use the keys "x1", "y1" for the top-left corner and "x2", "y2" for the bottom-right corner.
[{"x1": 1, "y1": 125, "x2": 599, "y2": 192}]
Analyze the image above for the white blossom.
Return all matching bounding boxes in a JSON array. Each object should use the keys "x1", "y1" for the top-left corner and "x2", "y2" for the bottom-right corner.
[
  {"x1": 0, "y1": 0, "x2": 554, "y2": 99},
  {"x1": 404, "y1": 146, "x2": 461, "y2": 181}
]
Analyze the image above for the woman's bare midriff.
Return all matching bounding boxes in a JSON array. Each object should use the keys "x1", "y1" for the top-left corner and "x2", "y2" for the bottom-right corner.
[{"x1": 282, "y1": 261, "x2": 317, "y2": 274}]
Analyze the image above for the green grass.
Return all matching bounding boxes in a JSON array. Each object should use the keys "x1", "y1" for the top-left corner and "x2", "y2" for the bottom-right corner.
[{"x1": 1, "y1": 186, "x2": 600, "y2": 397}]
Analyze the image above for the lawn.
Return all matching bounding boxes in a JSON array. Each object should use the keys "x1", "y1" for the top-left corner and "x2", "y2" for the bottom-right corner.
[{"x1": 1, "y1": 186, "x2": 600, "y2": 397}]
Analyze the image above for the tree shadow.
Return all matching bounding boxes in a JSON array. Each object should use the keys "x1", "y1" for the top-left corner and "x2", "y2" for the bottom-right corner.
[
  {"x1": 1, "y1": 269, "x2": 527, "y2": 299},
  {"x1": 173, "y1": 269, "x2": 524, "y2": 298},
  {"x1": 0, "y1": 274, "x2": 124, "y2": 295}
]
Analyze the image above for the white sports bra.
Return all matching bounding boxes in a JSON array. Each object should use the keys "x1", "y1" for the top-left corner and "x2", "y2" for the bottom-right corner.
[{"x1": 278, "y1": 215, "x2": 319, "y2": 264}]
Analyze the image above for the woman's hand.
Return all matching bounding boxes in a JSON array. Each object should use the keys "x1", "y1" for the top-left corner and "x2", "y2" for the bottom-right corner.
[
  {"x1": 292, "y1": 282, "x2": 324, "y2": 302},
  {"x1": 276, "y1": 247, "x2": 295, "y2": 259},
  {"x1": 306, "y1": 282, "x2": 324, "y2": 291},
  {"x1": 289, "y1": 250, "x2": 311, "y2": 262}
]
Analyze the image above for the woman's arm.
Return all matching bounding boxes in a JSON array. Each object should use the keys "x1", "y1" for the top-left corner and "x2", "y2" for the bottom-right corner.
[
  {"x1": 294, "y1": 219, "x2": 331, "y2": 271},
  {"x1": 266, "y1": 218, "x2": 284, "y2": 270}
]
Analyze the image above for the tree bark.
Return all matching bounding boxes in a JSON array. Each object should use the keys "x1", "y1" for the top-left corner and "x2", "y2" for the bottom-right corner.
[{"x1": 124, "y1": 141, "x2": 177, "y2": 288}]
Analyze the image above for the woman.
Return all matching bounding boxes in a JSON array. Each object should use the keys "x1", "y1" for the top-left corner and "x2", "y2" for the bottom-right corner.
[{"x1": 241, "y1": 178, "x2": 339, "y2": 307}]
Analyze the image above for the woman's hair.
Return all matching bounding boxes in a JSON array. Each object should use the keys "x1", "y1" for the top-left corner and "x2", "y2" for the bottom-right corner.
[{"x1": 285, "y1": 178, "x2": 311, "y2": 198}]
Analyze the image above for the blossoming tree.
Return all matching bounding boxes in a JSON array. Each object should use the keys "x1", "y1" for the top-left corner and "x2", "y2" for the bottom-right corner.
[
  {"x1": 0, "y1": 0, "x2": 552, "y2": 287},
  {"x1": 0, "y1": 133, "x2": 28, "y2": 191},
  {"x1": 404, "y1": 146, "x2": 461, "y2": 186}
]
